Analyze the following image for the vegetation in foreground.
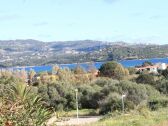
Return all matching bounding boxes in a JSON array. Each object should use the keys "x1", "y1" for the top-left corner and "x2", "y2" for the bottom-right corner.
[
  {"x1": 91, "y1": 107, "x2": 168, "y2": 126},
  {"x1": 0, "y1": 61, "x2": 168, "y2": 125},
  {"x1": 0, "y1": 79, "x2": 51, "y2": 126}
]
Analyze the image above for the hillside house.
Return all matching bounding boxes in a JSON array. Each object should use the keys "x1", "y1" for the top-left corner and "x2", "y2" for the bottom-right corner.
[{"x1": 136, "y1": 63, "x2": 168, "y2": 74}]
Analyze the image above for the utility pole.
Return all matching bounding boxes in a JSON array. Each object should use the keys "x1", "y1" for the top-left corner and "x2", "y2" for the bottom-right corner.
[
  {"x1": 122, "y1": 94, "x2": 126, "y2": 114},
  {"x1": 75, "y1": 89, "x2": 79, "y2": 123}
]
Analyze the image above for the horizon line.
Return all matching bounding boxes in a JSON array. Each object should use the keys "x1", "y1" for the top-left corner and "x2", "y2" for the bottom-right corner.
[{"x1": 0, "y1": 38, "x2": 166, "y2": 45}]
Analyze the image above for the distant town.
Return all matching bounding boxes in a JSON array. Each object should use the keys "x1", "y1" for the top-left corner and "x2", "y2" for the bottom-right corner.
[{"x1": 1, "y1": 39, "x2": 168, "y2": 67}]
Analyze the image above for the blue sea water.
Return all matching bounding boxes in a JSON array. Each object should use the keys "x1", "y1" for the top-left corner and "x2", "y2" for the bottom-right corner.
[{"x1": 12, "y1": 58, "x2": 168, "y2": 72}]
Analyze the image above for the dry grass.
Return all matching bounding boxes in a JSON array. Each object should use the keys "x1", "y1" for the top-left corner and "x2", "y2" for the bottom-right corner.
[
  {"x1": 89, "y1": 108, "x2": 168, "y2": 126},
  {"x1": 153, "y1": 121, "x2": 168, "y2": 126}
]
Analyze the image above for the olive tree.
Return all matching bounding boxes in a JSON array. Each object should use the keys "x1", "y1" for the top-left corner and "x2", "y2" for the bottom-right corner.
[{"x1": 99, "y1": 61, "x2": 129, "y2": 80}]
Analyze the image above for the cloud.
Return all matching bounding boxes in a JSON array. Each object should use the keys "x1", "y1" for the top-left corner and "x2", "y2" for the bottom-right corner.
[
  {"x1": 131, "y1": 12, "x2": 144, "y2": 17},
  {"x1": 103, "y1": 0, "x2": 119, "y2": 4},
  {"x1": 22, "y1": 0, "x2": 27, "y2": 3},
  {"x1": 131, "y1": 13, "x2": 162, "y2": 20},
  {"x1": 33, "y1": 22, "x2": 48, "y2": 27},
  {"x1": 0, "y1": 14, "x2": 20, "y2": 21},
  {"x1": 149, "y1": 15, "x2": 162, "y2": 20},
  {"x1": 66, "y1": 22, "x2": 78, "y2": 27},
  {"x1": 130, "y1": 36, "x2": 162, "y2": 44}
]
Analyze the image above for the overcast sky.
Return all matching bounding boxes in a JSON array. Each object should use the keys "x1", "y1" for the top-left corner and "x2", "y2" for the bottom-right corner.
[{"x1": 0, "y1": 0, "x2": 168, "y2": 44}]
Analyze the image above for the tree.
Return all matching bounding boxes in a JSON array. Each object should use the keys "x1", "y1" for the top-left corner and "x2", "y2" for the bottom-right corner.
[
  {"x1": 52, "y1": 65, "x2": 59, "y2": 74},
  {"x1": 38, "y1": 82, "x2": 76, "y2": 111},
  {"x1": 88, "y1": 62, "x2": 97, "y2": 74},
  {"x1": 87, "y1": 62, "x2": 98, "y2": 80},
  {"x1": 20, "y1": 69, "x2": 27, "y2": 81},
  {"x1": 155, "y1": 79, "x2": 168, "y2": 94},
  {"x1": 99, "y1": 61, "x2": 128, "y2": 80},
  {"x1": 79, "y1": 85, "x2": 99, "y2": 109},
  {"x1": 136, "y1": 74, "x2": 155, "y2": 85},
  {"x1": 128, "y1": 67, "x2": 137, "y2": 75},
  {"x1": 162, "y1": 68, "x2": 168, "y2": 79},
  {"x1": 124, "y1": 68, "x2": 129, "y2": 76},
  {"x1": 142, "y1": 61, "x2": 153, "y2": 67},
  {"x1": 40, "y1": 71, "x2": 49, "y2": 84},
  {"x1": 73, "y1": 65, "x2": 86, "y2": 74},
  {"x1": 57, "y1": 68, "x2": 75, "y2": 84},
  {"x1": 99, "y1": 92, "x2": 121, "y2": 114},
  {"x1": 28, "y1": 69, "x2": 36, "y2": 84}
]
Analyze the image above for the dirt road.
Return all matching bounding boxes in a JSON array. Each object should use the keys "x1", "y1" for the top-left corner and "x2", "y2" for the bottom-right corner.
[{"x1": 47, "y1": 116, "x2": 101, "y2": 126}]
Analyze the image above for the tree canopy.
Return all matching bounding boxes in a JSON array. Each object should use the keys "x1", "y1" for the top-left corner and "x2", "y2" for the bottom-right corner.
[{"x1": 99, "y1": 61, "x2": 129, "y2": 80}]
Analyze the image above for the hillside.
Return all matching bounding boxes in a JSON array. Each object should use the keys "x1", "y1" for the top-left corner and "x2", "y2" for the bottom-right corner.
[{"x1": 0, "y1": 39, "x2": 168, "y2": 67}]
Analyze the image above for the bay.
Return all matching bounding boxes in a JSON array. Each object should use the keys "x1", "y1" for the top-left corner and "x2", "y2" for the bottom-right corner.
[{"x1": 12, "y1": 58, "x2": 168, "y2": 72}]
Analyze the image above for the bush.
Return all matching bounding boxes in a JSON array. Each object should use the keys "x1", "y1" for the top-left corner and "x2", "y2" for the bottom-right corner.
[
  {"x1": 79, "y1": 85, "x2": 99, "y2": 109},
  {"x1": 128, "y1": 67, "x2": 137, "y2": 75},
  {"x1": 136, "y1": 74, "x2": 155, "y2": 85},
  {"x1": 161, "y1": 68, "x2": 168, "y2": 79},
  {"x1": 80, "y1": 78, "x2": 162, "y2": 114},
  {"x1": 155, "y1": 79, "x2": 168, "y2": 94},
  {"x1": 73, "y1": 65, "x2": 86, "y2": 74},
  {"x1": 142, "y1": 61, "x2": 153, "y2": 67},
  {"x1": 0, "y1": 83, "x2": 51, "y2": 125},
  {"x1": 99, "y1": 61, "x2": 128, "y2": 80},
  {"x1": 145, "y1": 85, "x2": 160, "y2": 98},
  {"x1": 94, "y1": 77, "x2": 119, "y2": 87},
  {"x1": 38, "y1": 82, "x2": 76, "y2": 111},
  {"x1": 99, "y1": 93, "x2": 121, "y2": 114},
  {"x1": 119, "y1": 81, "x2": 148, "y2": 105},
  {"x1": 148, "y1": 97, "x2": 168, "y2": 110}
]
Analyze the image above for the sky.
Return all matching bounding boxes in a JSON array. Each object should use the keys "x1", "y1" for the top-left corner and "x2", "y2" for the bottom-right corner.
[{"x1": 0, "y1": 0, "x2": 168, "y2": 44}]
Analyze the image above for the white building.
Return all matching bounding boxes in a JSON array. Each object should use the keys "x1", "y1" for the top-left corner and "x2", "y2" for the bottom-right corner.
[
  {"x1": 136, "y1": 63, "x2": 168, "y2": 74},
  {"x1": 157, "y1": 63, "x2": 167, "y2": 70}
]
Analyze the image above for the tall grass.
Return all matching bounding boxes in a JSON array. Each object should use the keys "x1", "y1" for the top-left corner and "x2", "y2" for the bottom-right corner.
[{"x1": 90, "y1": 107, "x2": 168, "y2": 126}]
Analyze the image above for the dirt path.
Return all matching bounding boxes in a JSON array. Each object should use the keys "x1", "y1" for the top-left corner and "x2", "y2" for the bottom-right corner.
[
  {"x1": 47, "y1": 116, "x2": 101, "y2": 126},
  {"x1": 153, "y1": 121, "x2": 168, "y2": 126}
]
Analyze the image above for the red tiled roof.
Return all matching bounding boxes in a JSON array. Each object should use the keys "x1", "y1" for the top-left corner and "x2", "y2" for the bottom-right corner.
[{"x1": 136, "y1": 65, "x2": 159, "y2": 70}]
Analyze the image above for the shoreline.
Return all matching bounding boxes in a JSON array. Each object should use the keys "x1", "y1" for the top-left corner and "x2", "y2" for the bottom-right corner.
[{"x1": 1, "y1": 57, "x2": 168, "y2": 70}]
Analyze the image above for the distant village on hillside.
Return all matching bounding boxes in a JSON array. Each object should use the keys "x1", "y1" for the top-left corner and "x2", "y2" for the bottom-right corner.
[{"x1": 1, "y1": 40, "x2": 168, "y2": 67}]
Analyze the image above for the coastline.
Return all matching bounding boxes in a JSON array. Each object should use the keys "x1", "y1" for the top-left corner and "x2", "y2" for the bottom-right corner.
[{"x1": 1, "y1": 57, "x2": 168, "y2": 72}]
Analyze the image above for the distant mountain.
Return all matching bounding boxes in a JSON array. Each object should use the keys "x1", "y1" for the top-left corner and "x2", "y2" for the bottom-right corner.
[
  {"x1": 0, "y1": 39, "x2": 168, "y2": 67},
  {"x1": 0, "y1": 39, "x2": 105, "y2": 52}
]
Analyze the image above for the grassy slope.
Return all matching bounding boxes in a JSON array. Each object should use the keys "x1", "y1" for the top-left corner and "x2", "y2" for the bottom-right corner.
[
  {"x1": 90, "y1": 108, "x2": 168, "y2": 126},
  {"x1": 56, "y1": 109, "x2": 99, "y2": 117},
  {"x1": 154, "y1": 121, "x2": 168, "y2": 126}
]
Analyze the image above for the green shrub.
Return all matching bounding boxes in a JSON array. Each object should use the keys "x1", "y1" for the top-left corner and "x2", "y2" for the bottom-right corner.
[
  {"x1": 148, "y1": 97, "x2": 168, "y2": 110},
  {"x1": 93, "y1": 77, "x2": 119, "y2": 87},
  {"x1": 38, "y1": 82, "x2": 76, "y2": 111},
  {"x1": 0, "y1": 83, "x2": 51, "y2": 125},
  {"x1": 128, "y1": 67, "x2": 137, "y2": 75},
  {"x1": 119, "y1": 81, "x2": 148, "y2": 105},
  {"x1": 99, "y1": 61, "x2": 128, "y2": 80},
  {"x1": 155, "y1": 79, "x2": 168, "y2": 94},
  {"x1": 162, "y1": 68, "x2": 168, "y2": 79},
  {"x1": 79, "y1": 85, "x2": 99, "y2": 109},
  {"x1": 136, "y1": 74, "x2": 155, "y2": 85},
  {"x1": 99, "y1": 93, "x2": 121, "y2": 114}
]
